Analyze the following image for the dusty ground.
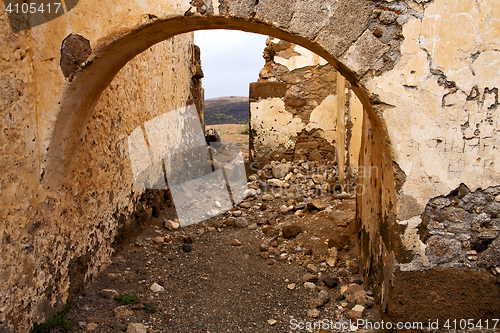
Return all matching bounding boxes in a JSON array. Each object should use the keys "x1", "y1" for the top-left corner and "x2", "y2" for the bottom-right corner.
[{"x1": 59, "y1": 175, "x2": 379, "y2": 333}]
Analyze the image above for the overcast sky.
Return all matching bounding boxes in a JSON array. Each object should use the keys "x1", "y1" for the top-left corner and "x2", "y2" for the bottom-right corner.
[{"x1": 193, "y1": 30, "x2": 268, "y2": 100}]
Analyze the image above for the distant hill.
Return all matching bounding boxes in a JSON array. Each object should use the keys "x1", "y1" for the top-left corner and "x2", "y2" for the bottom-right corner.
[{"x1": 204, "y1": 96, "x2": 249, "y2": 125}]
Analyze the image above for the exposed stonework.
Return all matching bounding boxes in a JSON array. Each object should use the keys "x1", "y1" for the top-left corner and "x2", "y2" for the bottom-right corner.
[{"x1": 249, "y1": 38, "x2": 364, "y2": 170}]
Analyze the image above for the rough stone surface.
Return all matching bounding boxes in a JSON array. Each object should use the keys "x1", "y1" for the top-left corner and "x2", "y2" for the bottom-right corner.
[{"x1": 126, "y1": 323, "x2": 148, "y2": 333}]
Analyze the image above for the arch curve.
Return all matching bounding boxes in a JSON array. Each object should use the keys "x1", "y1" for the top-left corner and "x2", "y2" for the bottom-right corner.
[{"x1": 44, "y1": 3, "x2": 391, "y2": 186}]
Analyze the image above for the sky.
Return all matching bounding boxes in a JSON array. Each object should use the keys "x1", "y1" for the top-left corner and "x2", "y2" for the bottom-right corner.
[{"x1": 193, "y1": 30, "x2": 268, "y2": 100}]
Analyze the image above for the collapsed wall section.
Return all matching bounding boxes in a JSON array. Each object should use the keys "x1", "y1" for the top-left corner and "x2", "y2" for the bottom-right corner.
[
  {"x1": 0, "y1": 31, "x2": 201, "y2": 331},
  {"x1": 249, "y1": 38, "x2": 364, "y2": 174}
]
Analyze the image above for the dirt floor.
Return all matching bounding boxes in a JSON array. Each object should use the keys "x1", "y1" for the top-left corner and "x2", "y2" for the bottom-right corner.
[{"x1": 59, "y1": 171, "x2": 380, "y2": 333}]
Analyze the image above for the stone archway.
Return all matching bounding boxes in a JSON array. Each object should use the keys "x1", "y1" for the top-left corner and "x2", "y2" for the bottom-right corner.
[{"x1": 44, "y1": 2, "x2": 398, "y2": 315}]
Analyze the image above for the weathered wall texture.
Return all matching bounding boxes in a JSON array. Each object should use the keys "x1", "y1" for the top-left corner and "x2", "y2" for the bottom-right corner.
[
  {"x1": 0, "y1": 26, "x2": 199, "y2": 330},
  {"x1": 359, "y1": 0, "x2": 500, "y2": 320},
  {"x1": 249, "y1": 38, "x2": 364, "y2": 170},
  {"x1": 1, "y1": 0, "x2": 500, "y2": 329}
]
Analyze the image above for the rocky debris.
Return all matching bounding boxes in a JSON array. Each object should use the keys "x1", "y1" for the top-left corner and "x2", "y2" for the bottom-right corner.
[
  {"x1": 225, "y1": 217, "x2": 236, "y2": 226},
  {"x1": 150, "y1": 282, "x2": 165, "y2": 293},
  {"x1": 302, "y1": 273, "x2": 318, "y2": 283},
  {"x1": 306, "y1": 199, "x2": 326, "y2": 211},
  {"x1": 86, "y1": 322, "x2": 98, "y2": 331},
  {"x1": 303, "y1": 282, "x2": 317, "y2": 290},
  {"x1": 234, "y1": 217, "x2": 249, "y2": 228},
  {"x1": 239, "y1": 202, "x2": 252, "y2": 209},
  {"x1": 341, "y1": 284, "x2": 369, "y2": 307},
  {"x1": 113, "y1": 321, "x2": 128, "y2": 331},
  {"x1": 126, "y1": 323, "x2": 148, "y2": 333},
  {"x1": 282, "y1": 224, "x2": 302, "y2": 239},
  {"x1": 114, "y1": 305, "x2": 133, "y2": 318},
  {"x1": 346, "y1": 304, "x2": 365, "y2": 320},
  {"x1": 153, "y1": 236, "x2": 165, "y2": 244},
  {"x1": 346, "y1": 260, "x2": 359, "y2": 274},
  {"x1": 244, "y1": 188, "x2": 259, "y2": 197},
  {"x1": 306, "y1": 263, "x2": 318, "y2": 274},
  {"x1": 65, "y1": 159, "x2": 367, "y2": 332},
  {"x1": 308, "y1": 297, "x2": 324, "y2": 308},
  {"x1": 267, "y1": 178, "x2": 289, "y2": 188},
  {"x1": 318, "y1": 290, "x2": 331, "y2": 304},
  {"x1": 272, "y1": 163, "x2": 292, "y2": 178},
  {"x1": 308, "y1": 308, "x2": 320, "y2": 318},
  {"x1": 164, "y1": 219, "x2": 179, "y2": 230},
  {"x1": 322, "y1": 276, "x2": 339, "y2": 288},
  {"x1": 326, "y1": 257, "x2": 337, "y2": 267},
  {"x1": 262, "y1": 193, "x2": 274, "y2": 201},
  {"x1": 279, "y1": 205, "x2": 290, "y2": 214},
  {"x1": 267, "y1": 318, "x2": 277, "y2": 326},
  {"x1": 99, "y1": 289, "x2": 119, "y2": 300}
]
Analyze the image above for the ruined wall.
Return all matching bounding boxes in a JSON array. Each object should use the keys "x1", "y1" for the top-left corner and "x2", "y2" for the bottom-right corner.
[
  {"x1": 358, "y1": 0, "x2": 500, "y2": 321},
  {"x1": 249, "y1": 38, "x2": 364, "y2": 168},
  {"x1": 0, "y1": 27, "x2": 199, "y2": 330}
]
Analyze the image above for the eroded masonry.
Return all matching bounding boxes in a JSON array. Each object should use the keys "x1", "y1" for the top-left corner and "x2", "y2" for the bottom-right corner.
[{"x1": 1, "y1": 0, "x2": 500, "y2": 330}]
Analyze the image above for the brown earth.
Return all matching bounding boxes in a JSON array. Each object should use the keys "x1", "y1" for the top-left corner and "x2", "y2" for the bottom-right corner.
[{"x1": 56, "y1": 187, "x2": 378, "y2": 332}]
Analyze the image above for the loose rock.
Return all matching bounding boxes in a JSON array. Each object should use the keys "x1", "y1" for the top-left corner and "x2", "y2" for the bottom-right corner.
[
  {"x1": 164, "y1": 219, "x2": 179, "y2": 230},
  {"x1": 114, "y1": 305, "x2": 133, "y2": 318},
  {"x1": 235, "y1": 217, "x2": 249, "y2": 228},
  {"x1": 231, "y1": 239, "x2": 242, "y2": 246},
  {"x1": 304, "y1": 282, "x2": 317, "y2": 290},
  {"x1": 306, "y1": 263, "x2": 318, "y2": 274},
  {"x1": 308, "y1": 308, "x2": 320, "y2": 318},
  {"x1": 99, "y1": 289, "x2": 119, "y2": 300},
  {"x1": 346, "y1": 304, "x2": 365, "y2": 320},
  {"x1": 150, "y1": 282, "x2": 165, "y2": 293},
  {"x1": 282, "y1": 224, "x2": 302, "y2": 239},
  {"x1": 322, "y1": 276, "x2": 339, "y2": 288},
  {"x1": 302, "y1": 273, "x2": 319, "y2": 283},
  {"x1": 126, "y1": 323, "x2": 148, "y2": 333}
]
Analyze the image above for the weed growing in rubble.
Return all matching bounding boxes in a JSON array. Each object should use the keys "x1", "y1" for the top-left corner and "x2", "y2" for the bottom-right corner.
[
  {"x1": 32, "y1": 300, "x2": 72, "y2": 332},
  {"x1": 143, "y1": 303, "x2": 156, "y2": 313},
  {"x1": 114, "y1": 293, "x2": 140, "y2": 305}
]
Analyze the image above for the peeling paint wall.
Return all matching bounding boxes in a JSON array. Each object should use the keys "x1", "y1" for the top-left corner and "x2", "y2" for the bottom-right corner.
[{"x1": 249, "y1": 38, "x2": 364, "y2": 168}]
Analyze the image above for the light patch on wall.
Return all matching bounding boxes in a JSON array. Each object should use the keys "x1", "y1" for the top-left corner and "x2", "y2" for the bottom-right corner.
[
  {"x1": 274, "y1": 45, "x2": 328, "y2": 71},
  {"x1": 399, "y1": 216, "x2": 430, "y2": 271},
  {"x1": 250, "y1": 98, "x2": 305, "y2": 150},
  {"x1": 305, "y1": 94, "x2": 337, "y2": 144}
]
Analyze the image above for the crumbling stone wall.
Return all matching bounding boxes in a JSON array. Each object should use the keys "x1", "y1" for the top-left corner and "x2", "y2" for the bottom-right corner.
[
  {"x1": 0, "y1": 29, "x2": 200, "y2": 330},
  {"x1": 249, "y1": 38, "x2": 364, "y2": 169}
]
